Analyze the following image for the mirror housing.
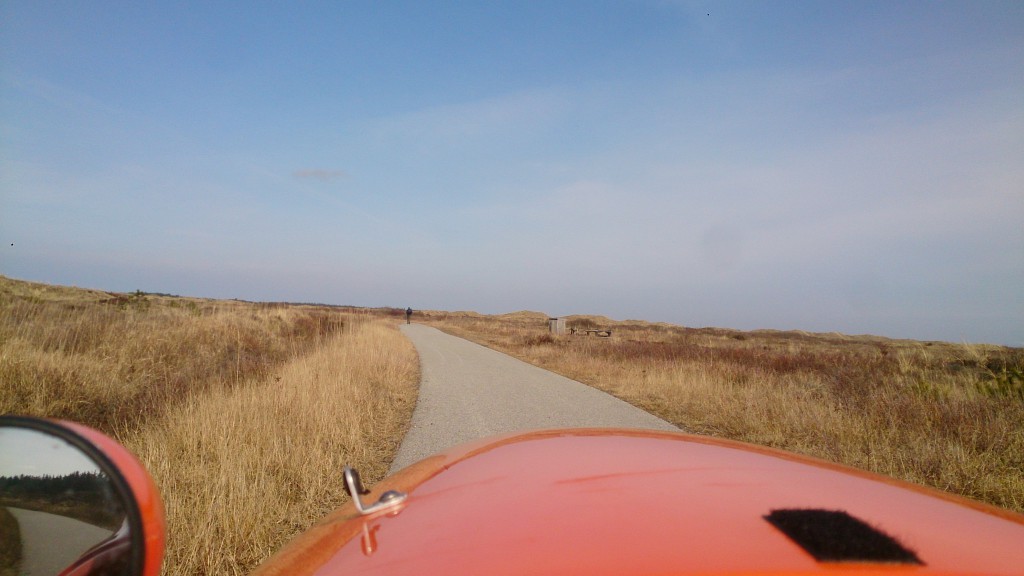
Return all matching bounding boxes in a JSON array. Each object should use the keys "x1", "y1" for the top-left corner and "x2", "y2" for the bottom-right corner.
[{"x1": 0, "y1": 416, "x2": 165, "y2": 576}]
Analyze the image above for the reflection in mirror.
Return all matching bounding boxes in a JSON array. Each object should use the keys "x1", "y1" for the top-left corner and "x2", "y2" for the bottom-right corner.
[{"x1": 0, "y1": 426, "x2": 130, "y2": 576}]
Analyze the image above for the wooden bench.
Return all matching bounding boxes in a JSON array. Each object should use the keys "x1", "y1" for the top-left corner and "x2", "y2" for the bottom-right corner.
[{"x1": 570, "y1": 328, "x2": 613, "y2": 337}]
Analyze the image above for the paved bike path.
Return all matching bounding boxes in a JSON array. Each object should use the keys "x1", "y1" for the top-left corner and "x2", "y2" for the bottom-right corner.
[
  {"x1": 389, "y1": 324, "x2": 677, "y2": 472},
  {"x1": 8, "y1": 507, "x2": 115, "y2": 575}
]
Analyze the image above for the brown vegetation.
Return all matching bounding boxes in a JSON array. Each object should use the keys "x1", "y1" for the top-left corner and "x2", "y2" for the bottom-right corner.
[
  {"x1": 423, "y1": 311, "x2": 1024, "y2": 513},
  {"x1": 0, "y1": 276, "x2": 419, "y2": 575}
]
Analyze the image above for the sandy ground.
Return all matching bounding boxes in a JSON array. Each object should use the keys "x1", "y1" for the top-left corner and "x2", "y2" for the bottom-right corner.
[{"x1": 389, "y1": 324, "x2": 677, "y2": 472}]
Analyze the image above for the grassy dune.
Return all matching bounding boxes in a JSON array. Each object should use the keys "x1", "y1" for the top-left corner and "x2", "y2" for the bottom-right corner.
[
  {"x1": 1, "y1": 277, "x2": 344, "y2": 432},
  {"x1": 1, "y1": 276, "x2": 419, "y2": 574},
  {"x1": 424, "y1": 311, "x2": 1024, "y2": 513}
]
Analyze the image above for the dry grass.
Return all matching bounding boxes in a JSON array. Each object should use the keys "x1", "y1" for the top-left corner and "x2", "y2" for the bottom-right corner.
[
  {"x1": 127, "y1": 320, "x2": 417, "y2": 574},
  {"x1": 1, "y1": 277, "x2": 346, "y2": 432},
  {"x1": 0, "y1": 276, "x2": 419, "y2": 574},
  {"x1": 424, "y1": 311, "x2": 1024, "y2": 513}
]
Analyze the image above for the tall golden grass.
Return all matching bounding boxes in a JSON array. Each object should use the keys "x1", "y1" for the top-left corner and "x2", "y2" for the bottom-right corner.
[
  {"x1": 1, "y1": 276, "x2": 419, "y2": 574},
  {"x1": 1, "y1": 277, "x2": 344, "y2": 431},
  {"x1": 127, "y1": 320, "x2": 417, "y2": 574},
  {"x1": 425, "y1": 311, "x2": 1024, "y2": 513}
]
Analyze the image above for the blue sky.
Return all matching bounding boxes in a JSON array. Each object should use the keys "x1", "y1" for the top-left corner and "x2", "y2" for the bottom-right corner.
[{"x1": 2, "y1": 1, "x2": 1022, "y2": 345}]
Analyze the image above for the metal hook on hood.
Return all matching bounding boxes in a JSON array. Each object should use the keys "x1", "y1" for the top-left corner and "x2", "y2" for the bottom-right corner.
[{"x1": 343, "y1": 466, "x2": 408, "y2": 516}]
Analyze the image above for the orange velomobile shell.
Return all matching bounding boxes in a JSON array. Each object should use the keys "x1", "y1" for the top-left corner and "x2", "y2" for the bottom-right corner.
[
  {"x1": 252, "y1": 428, "x2": 1024, "y2": 576},
  {"x1": 60, "y1": 420, "x2": 166, "y2": 576}
]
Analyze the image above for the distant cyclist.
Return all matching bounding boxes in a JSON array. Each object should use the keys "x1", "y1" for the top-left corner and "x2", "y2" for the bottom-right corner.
[{"x1": 405, "y1": 307, "x2": 413, "y2": 324}]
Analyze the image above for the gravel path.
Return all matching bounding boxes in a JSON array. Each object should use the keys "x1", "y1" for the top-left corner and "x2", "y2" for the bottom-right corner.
[{"x1": 389, "y1": 324, "x2": 677, "y2": 472}]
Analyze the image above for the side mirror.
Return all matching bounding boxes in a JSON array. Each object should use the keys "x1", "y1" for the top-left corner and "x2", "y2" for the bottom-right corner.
[{"x1": 0, "y1": 416, "x2": 164, "y2": 576}]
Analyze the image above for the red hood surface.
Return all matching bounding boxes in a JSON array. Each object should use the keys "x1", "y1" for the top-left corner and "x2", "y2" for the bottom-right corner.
[{"x1": 253, "y1": 429, "x2": 1024, "y2": 576}]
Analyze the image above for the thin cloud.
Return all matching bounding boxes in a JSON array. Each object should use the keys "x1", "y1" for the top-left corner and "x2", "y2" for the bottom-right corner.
[
  {"x1": 371, "y1": 89, "x2": 568, "y2": 145},
  {"x1": 292, "y1": 169, "x2": 347, "y2": 182}
]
